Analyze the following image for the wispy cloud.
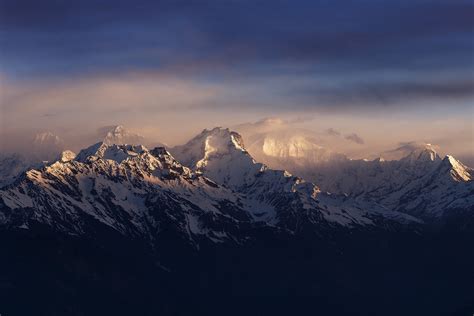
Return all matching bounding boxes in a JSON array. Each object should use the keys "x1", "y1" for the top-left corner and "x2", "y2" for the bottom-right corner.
[
  {"x1": 345, "y1": 133, "x2": 365, "y2": 145},
  {"x1": 1, "y1": 73, "x2": 222, "y2": 118}
]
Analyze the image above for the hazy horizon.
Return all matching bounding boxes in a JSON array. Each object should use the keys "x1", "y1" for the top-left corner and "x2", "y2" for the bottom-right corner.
[
  {"x1": 0, "y1": 3, "x2": 473, "y2": 314},
  {"x1": 1, "y1": 0, "x2": 473, "y2": 165},
  {"x1": 1, "y1": 116, "x2": 473, "y2": 167}
]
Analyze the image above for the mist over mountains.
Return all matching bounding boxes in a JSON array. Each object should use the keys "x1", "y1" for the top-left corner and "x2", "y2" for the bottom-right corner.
[
  {"x1": 1, "y1": 0, "x2": 473, "y2": 314},
  {"x1": 2, "y1": 124, "x2": 472, "y2": 236},
  {"x1": 2, "y1": 123, "x2": 472, "y2": 216},
  {"x1": 0, "y1": 123, "x2": 473, "y2": 315}
]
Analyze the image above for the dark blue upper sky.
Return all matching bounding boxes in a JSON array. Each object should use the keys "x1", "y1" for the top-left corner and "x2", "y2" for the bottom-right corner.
[{"x1": 1, "y1": 0, "x2": 473, "y2": 110}]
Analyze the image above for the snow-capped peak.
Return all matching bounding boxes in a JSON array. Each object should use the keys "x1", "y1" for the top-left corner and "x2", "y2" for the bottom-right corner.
[
  {"x1": 201, "y1": 127, "x2": 247, "y2": 150},
  {"x1": 100, "y1": 125, "x2": 146, "y2": 146},
  {"x1": 105, "y1": 125, "x2": 129, "y2": 141},
  {"x1": 400, "y1": 143, "x2": 441, "y2": 164},
  {"x1": 62, "y1": 142, "x2": 194, "y2": 181},
  {"x1": 171, "y1": 128, "x2": 248, "y2": 165},
  {"x1": 59, "y1": 150, "x2": 76, "y2": 162},
  {"x1": 441, "y1": 155, "x2": 473, "y2": 182},
  {"x1": 196, "y1": 128, "x2": 247, "y2": 165},
  {"x1": 76, "y1": 142, "x2": 148, "y2": 163},
  {"x1": 171, "y1": 128, "x2": 265, "y2": 188},
  {"x1": 382, "y1": 142, "x2": 440, "y2": 162},
  {"x1": 3, "y1": 127, "x2": 470, "y2": 244},
  {"x1": 30, "y1": 131, "x2": 65, "y2": 161},
  {"x1": 33, "y1": 131, "x2": 63, "y2": 146}
]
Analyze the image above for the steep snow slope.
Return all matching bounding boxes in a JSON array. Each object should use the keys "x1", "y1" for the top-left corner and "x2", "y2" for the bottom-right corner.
[
  {"x1": 0, "y1": 143, "x2": 255, "y2": 243},
  {"x1": 172, "y1": 128, "x2": 265, "y2": 189},
  {"x1": 171, "y1": 128, "x2": 420, "y2": 228},
  {"x1": 381, "y1": 142, "x2": 440, "y2": 161},
  {"x1": 0, "y1": 132, "x2": 422, "y2": 246},
  {"x1": 172, "y1": 129, "x2": 472, "y2": 222},
  {"x1": 292, "y1": 145, "x2": 474, "y2": 219}
]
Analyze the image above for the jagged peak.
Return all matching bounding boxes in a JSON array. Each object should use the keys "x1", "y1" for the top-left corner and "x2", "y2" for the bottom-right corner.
[
  {"x1": 381, "y1": 142, "x2": 440, "y2": 162},
  {"x1": 100, "y1": 124, "x2": 146, "y2": 146},
  {"x1": 149, "y1": 147, "x2": 192, "y2": 174},
  {"x1": 75, "y1": 142, "x2": 148, "y2": 163},
  {"x1": 441, "y1": 155, "x2": 473, "y2": 182},
  {"x1": 170, "y1": 127, "x2": 267, "y2": 188},
  {"x1": 105, "y1": 125, "x2": 127, "y2": 139},
  {"x1": 33, "y1": 131, "x2": 63, "y2": 145},
  {"x1": 400, "y1": 143, "x2": 441, "y2": 164},
  {"x1": 197, "y1": 127, "x2": 246, "y2": 151},
  {"x1": 55, "y1": 142, "x2": 192, "y2": 179},
  {"x1": 75, "y1": 142, "x2": 107, "y2": 162},
  {"x1": 29, "y1": 131, "x2": 65, "y2": 161},
  {"x1": 59, "y1": 150, "x2": 76, "y2": 162},
  {"x1": 73, "y1": 142, "x2": 181, "y2": 166},
  {"x1": 172, "y1": 128, "x2": 249, "y2": 168},
  {"x1": 150, "y1": 146, "x2": 171, "y2": 157},
  {"x1": 194, "y1": 128, "x2": 251, "y2": 170}
]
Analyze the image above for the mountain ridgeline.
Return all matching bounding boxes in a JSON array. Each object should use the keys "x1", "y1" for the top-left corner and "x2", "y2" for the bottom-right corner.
[{"x1": 0, "y1": 127, "x2": 473, "y2": 316}]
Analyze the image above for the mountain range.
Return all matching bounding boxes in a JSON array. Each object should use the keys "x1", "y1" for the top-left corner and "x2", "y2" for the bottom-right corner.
[
  {"x1": 241, "y1": 131, "x2": 473, "y2": 224},
  {"x1": 0, "y1": 126, "x2": 472, "y2": 315}
]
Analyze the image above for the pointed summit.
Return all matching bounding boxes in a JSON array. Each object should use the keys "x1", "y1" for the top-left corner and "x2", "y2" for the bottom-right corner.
[
  {"x1": 198, "y1": 127, "x2": 247, "y2": 155},
  {"x1": 171, "y1": 128, "x2": 249, "y2": 167},
  {"x1": 199, "y1": 127, "x2": 247, "y2": 151},
  {"x1": 33, "y1": 131, "x2": 63, "y2": 147},
  {"x1": 383, "y1": 142, "x2": 440, "y2": 162},
  {"x1": 398, "y1": 143, "x2": 441, "y2": 164},
  {"x1": 171, "y1": 128, "x2": 262, "y2": 188},
  {"x1": 31, "y1": 131, "x2": 65, "y2": 161},
  {"x1": 76, "y1": 142, "x2": 148, "y2": 163},
  {"x1": 99, "y1": 125, "x2": 146, "y2": 146},
  {"x1": 439, "y1": 155, "x2": 473, "y2": 182}
]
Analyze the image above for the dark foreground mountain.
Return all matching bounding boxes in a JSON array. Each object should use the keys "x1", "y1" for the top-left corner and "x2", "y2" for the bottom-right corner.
[{"x1": 0, "y1": 128, "x2": 473, "y2": 316}]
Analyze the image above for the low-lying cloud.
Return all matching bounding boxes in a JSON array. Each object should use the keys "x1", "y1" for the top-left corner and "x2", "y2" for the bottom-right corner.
[{"x1": 345, "y1": 133, "x2": 365, "y2": 145}]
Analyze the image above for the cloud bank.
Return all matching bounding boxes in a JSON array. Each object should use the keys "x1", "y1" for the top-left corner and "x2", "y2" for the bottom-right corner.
[{"x1": 0, "y1": 0, "x2": 472, "y2": 164}]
